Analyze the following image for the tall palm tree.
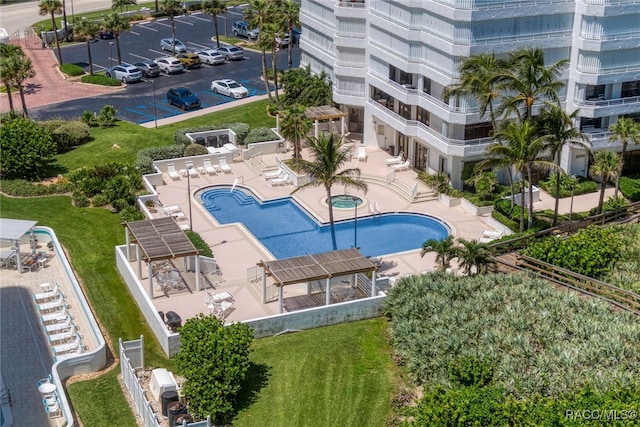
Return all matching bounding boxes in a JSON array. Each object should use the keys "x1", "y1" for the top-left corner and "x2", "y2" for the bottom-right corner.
[
  {"x1": 39, "y1": 0, "x2": 64, "y2": 64},
  {"x1": 444, "y1": 52, "x2": 508, "y2": 131},
  {"x1": 13, "y1": 55, "x2": 36, "y2": 118},
  {"x1": 589, "y1": 150, "x2": 622, "y2": 215},
  {"x1": 245, "y1": 0, "x2": 273, "y2": 102},
  {"x1": 420, "y1": 235, "x2": 458, "y2": 271},
  {"x1": 491, "y1": 120, "x2": 556, "y2": 231},
  {"x1": 74, "y1": 18, "x2": 100, "y2": 75},
  {"x1": 202, "y1": 0, "x2": 226, "y2": 48},
  {"x1": 112, "y1": 0, "x2": 136, "y2": 12},
  {"x1": 455, "y1": 238, "x2": 495, "y2": 275},
  {"x1": 279, "y1": 104, "x2": 312, "y2": 159},
  {"x1": 0, "y1": 44, "x2": 24, "y2": 113},
  {"x1": 160, "y1": 0, "x2": 183, "y2": 55},
  {"x1": 608, "y1": 117, "x2": 640, "y2": 196},
  {"x1": 499, "y1": 47, "x2": 568, "y2": 121},
  {"x1": 102, "y1": 12, "x2": 130, "y2": 65},
  {"x1": 291, "y1": 133, "x2": 368, "y2": 250},
  {"x1": 278, "y1": 0, "x2": 300, "y2": 69},
  {"x1": 539, "y1": 104, "x2": 591, "y2": 225},
  {"x1": 259, "y1": 22, "x2": 283, "y2": 106}
]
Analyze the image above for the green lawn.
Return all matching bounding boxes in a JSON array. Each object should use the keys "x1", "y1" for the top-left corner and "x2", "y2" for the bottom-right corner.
[
  {"x1": 234, "y1": 318, "x2": 398, "y2": 427},
  {"x1": 55, "y1": 98, "x2": 275, "y2": 172}
]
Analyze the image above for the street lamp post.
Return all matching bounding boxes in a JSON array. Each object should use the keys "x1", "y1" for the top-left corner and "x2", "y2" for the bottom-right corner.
[
  {"x1": 352, "y1": 196, "x2": 358, "y2": 249},
  {"x1": 109, "y1": 42, "x2": 114, "y2": 68},
  {"x1": 187, "y1": 166, "x2": 193, "y2": 231},
  {"x1": 569, "y1": 175, "x2": 576, "y2": 226}
]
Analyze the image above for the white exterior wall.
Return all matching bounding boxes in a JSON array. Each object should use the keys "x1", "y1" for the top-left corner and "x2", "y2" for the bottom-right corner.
[{"x1": 300, "y1": 0, "x2": 640, "y2": 189}]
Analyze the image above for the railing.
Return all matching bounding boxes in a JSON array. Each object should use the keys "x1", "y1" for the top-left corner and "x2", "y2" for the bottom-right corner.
[
  {"x1": 516, "y1": 254, "x2": 640, "y2": 315},
  {"x1": 336, "y1": 0, "x2": 366, "y2": 7},
  {"x1": 432, "y1": 0, "x2": 572, "y2": 10},
  {"x1": 580, "y1": 30, "x2": 640, "y2": 41},
  {"x1": 578, "y1": 63, "x2": 640, "y2": 75},
  {"x1": 574, "y1": 95, "x2": 640, "y2": 107},
  {"x1": 583, "y1": 0, "x2": 640, "y2": 5}
]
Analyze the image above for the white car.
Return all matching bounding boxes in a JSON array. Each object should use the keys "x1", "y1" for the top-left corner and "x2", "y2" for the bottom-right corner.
[
  {"x1": 155, "y1": 56, "x2": 184, "y2": 75},
  {"x1": 105, "y1": 63, "x2": 142, "y2": 83},
  {"x1": 196, "y1": 49, "x2": 225, "y2": 65},
  {"x1": 211, "y1": 79, "x2": 249, "y2": 98},
  {"x1": 160, "y1": 38, "x2": 187, "y2": 53},
  {"x1": 216, "y1": 46, "x2": 244, "y2": 61}
]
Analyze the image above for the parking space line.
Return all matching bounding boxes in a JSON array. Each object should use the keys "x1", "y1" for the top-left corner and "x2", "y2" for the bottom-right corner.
[
  {"x1": 148, "y1": 49, "x2": 166, "y2": 57},
  {"x1": 129, "y1": 30, "x2": 140, "y2": 35},
  {"x1": 154, "y1": 21, "x2": 173, "y2": 29},
  {"x1": 189, "y1": 15, "x2": 210, "y2": 22},
  {"x1": 176, "y1": 17, "x2": 195, "y2": 26},
  {"x1": 188, "y1": 42, "x2": 209, "y2": 49},
  {"x1": 129, "y1": 53, "x2": 152, "y2": 61},
  {"x1": 136, "y1": 24, "x2": 159, "y2": 32}
]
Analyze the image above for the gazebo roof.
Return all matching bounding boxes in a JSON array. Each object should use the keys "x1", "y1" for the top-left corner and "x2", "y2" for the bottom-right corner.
[
  {"x1": 0, "y1": 219, "x2": 38, "y2": 241},
  {"x1": 305, "y1": 105, "x2": 345, "y2": 121},
  {"x1": 124, "y1": 217, "x2": 199, "y2": 262},
  {"x1": 259, "y1": 248, "x2": 377, "y2": 287}
]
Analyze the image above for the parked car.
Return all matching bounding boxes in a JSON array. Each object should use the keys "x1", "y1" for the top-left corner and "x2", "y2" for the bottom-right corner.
[
  {"x1": 155, "y1": 56, "x2": 184, "y2": 74},
  {"x1": 216, "y1": 46, "x2": 244, "y2": 61},
  {"x1": 160, "y1": 38, "x2": 187, "y2": 53},
  {"x1": 276, "y1": 35, "x2": 289, "y2": 48},
  {"x1": 176, "y1": 52, "x2": 202, "y2": 69},
  {"x1": 196, "y1": 49, "x2": 225, "y2": 65},
  {"x1": 232, "y1": 21, "x2": 259, "y2": 40},
  {"x1": 167, "y1": 87, "x2": 201, "y2": 110},
  {"x1": 211, "y1": 79, "x2": 248, "y2": 99},
  {"x1": 99, "y1": 29, "x2": 114, "y2": 39},
  {"x1": 105, "y1": 63, "x2": 142, "y2": 84},
  {"x1": 134, "y1": 60, "x2": 160, "y2": 78}
]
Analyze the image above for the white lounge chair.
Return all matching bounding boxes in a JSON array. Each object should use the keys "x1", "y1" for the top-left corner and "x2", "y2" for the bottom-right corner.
[
  {"x1": 33, "y1": 283, "x2": 60, "y2": 302},
  {"x1": 37, "y1": 293, "x2": 66, "y2": 313},
  {"x1": 186, "y1": 162, "x2": 198, "y2": 178},
  {"x1": 269, "y1": 175, "x2": 289, "y2": 186},
  {"x1": 167, "y1": 164, "x2": 180, "y2": 180},
  {"x1": 54, "y1": 345, "x2": 83, "y2": 361},
  {"x1": 48, "y1": 326, "x2": 76, "y2": 344},
  {"x1": 478, "y1": 230, "x2": 503, "y2": 243},
  {"x1": 263, "y1": 168, "x2": 283, "y2": 179},
  {"x1": 357, "y1": 146, "x2": 367, "y2": 162},
  {"x1": 44, "y1": 315, "x2": 74, "y2": 334},
  {"x1": 203, "y1": 159, "x2": 217, "y2": 175},
  {"x1": 384, "y1": 154, "x2": 404, "y2": 165},
  {"x1": 53, "y1": 334, "x2": 82, "y2": 356},
  {"x1": 219, "y1": 157, "x2": 232, "y2": 173},
  {"x1": 392, "y1": 159, "x2": 411, "y2": 171},
  {"x1": 40, "y1": 306, "x2": 69, "y2": 324}
]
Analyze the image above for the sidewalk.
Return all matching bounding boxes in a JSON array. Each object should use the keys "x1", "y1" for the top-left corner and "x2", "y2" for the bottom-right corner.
[
  {"x1": 534, "y1": 186, "x2": 616, "y2": 215},
  {"x1": 0, "y1": 40, "x2": 123, "y2": 113}
]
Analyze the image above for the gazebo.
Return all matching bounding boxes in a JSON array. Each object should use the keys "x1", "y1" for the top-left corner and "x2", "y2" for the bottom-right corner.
[
  {"x1": 0, "y1": 218, "x2": 38, "y2": 274},
  {"x1": 123, "y1": 217, "x2": 200, "y2": 296},
  {"x1": 304, "y1": 105, "x2": 346, "y2": 138},
  {"x1": 258, "y1": 248, "x2": 379, "y2": 313}
]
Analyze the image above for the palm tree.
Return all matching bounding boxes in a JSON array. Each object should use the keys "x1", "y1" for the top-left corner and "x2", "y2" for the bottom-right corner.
[
  {"x1": 608, "y1": 117, "x2": 640, "y2": 197},
  {"x1": 278, "y1": 0, "x2": 300, "y2": 69},
  {"x1": 589, "y1": 150, "x2": 622, "y2": 215},
  {"x1": 420, "y1": 235, "x2": 458, "y2": 271},
  {"x1": 491, "y1": 120, "x2": 556, "y2": 231},
  {"x1": 74, "y1": 18, "x2": 100, "y2": 75},
  {"x1": 455, "y1": 238, "x2": 495, "y2": 275},
  {"x1": 444, "y1": 52, "x2": 508, "y2": 131},
  {"x1": 499, "y1": 47, "x2": 568, "y2": 121},
  {"x1": 291, "y1": 133, "x2": 368, "y2": 250},
  {"x1": 539, "y1": 104, "x2": 591, "y2": 225},
  {"x1": 0, "y1": 44, "x2": 24, "y2": 113},
  {"x1": 13, "y1": 55, "x2": 36, "y2": 117},
  {"x1": 160, "y1": 0, "x2": 183, "y2": 55},
  {"x1": 279, "y1": 104, "x2": 312, "y2": 159},
  {"x1": 245, "y1": 0, "x2": 273, "y2": 102},
  {"x1": 112, "y1": 0, "x2": 136, "y2": 12},
  {"x1": 202, "y1": 0, "x2": 226, "y2": 48},
  {"x1": 39, "y1": 0, "x2": 64, "y2": 64},
  {"x1": 102, "y1": 12, "x2": 130, "y2": 65},
  {"x1": 259, "y1": 22, "x2": 283, "y2": 106}
]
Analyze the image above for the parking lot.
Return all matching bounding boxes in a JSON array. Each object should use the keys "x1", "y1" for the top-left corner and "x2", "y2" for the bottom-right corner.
[{"x1": 32, "y1": 5, "x2": 300, "y2": 124}]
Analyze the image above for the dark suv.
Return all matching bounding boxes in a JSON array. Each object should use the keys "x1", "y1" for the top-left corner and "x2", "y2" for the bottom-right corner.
[{"x1": 166, "y1": 87, "x2": 201, "y2": 111}]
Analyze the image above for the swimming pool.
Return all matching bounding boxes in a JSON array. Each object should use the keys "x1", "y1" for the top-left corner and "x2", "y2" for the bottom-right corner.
[{"x1": 198, "y1": 187, "x2": 450, "y2": 259}]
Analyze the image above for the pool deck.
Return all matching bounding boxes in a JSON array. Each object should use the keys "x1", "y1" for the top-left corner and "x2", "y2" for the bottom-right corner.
[{"x1": 142, "y1": 142, "x2": 502, "y2": 324}]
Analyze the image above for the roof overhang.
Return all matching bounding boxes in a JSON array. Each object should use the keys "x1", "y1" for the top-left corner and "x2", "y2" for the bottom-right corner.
[{"x1": 124, "y1": 217, "x2": 199, "y2": 262}]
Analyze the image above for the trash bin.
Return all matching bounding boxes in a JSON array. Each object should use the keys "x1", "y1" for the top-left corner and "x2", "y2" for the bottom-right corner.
[
  {"x1": 388, "y1": 145, "x2": 394, "y2": 156},
  {"x1": 165, "y1": 311, "x2": 182, "y2": 331},
  {"x1": 161, "y1": 391, "x2": 179, "y2": 416},
  {"x1": 168, "y1": 401, "x2": 187, "y2": 426},
  {"x1": 173, "y1": 413, "x2": 193, "y2": 426},
  {"x1": 195, "y1": 137, "x2": 205, "y2": 146}
]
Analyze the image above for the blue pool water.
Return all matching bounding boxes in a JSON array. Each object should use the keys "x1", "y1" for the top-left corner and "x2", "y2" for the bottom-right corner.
[{"x1": 199, "y1": 187, "x2": 450, "y2": 259}]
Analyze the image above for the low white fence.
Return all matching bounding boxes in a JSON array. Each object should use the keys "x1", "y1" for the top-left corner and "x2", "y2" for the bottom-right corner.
[{"x1": 120, "y1": 337, "x2": 161, "y2": 427}]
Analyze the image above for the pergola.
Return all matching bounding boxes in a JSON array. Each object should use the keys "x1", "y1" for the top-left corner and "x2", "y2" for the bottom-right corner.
[
  {"x1": 304, "y1": 105, "x2": 346, "y2": 138},
  {"x1": 0, "y1": 218, "x2": 38, "y2": 274},
  {"x1": 258, "y1": 248, "x2": 379, "y2": 313},
  {"x1": 123, "y1": 217, "x2": 200, "y2": 296}
]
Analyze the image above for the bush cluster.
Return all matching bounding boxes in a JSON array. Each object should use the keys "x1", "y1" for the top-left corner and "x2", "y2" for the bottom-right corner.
[
  {"x1": 229, "y1": 123, "x2": 250, "y2": 144},
  {"x1": 619, "y1": 176, "x2": 640, "y2": 202},
  {"x1": 80, "y1": 74, "x2": 121, "y2": 86},
  {"x1": 59, "y1": 63, "x2": 85, "y2": 76},
  {"x1": 539, "y1": 174, "x2": 598, "y2": 197},
  {"x1": 185, "y1": 231, "x2": 213, "y2": 258},
  {"x1": 0, "y1": 179, "x2": 74, "y2": 196},
  {"x1": 183, "y1": 143, "x2": 208, "y2": 157},
  {"x1": 135, "y1": 145, "x2": 186, "y2": 174},
  {"x1": 39, "y1": 120, "x2": 91, "y2": 152},
  {"x1": 244, "y1": 126, "x2": 279, "y2": 144}
]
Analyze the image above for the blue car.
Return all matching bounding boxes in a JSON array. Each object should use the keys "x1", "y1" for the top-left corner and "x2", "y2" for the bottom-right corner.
[{"x1": 166, "y1": 87, "x2": 201, "y2": 111}]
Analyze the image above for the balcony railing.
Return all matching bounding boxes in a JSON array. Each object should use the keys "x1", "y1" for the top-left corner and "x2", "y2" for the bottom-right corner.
[
  {"x1": 336, "y1": 0, "x2": 366, "y2": 7},
  {"x1": 578, "y1": 63, "x2": 640, "y2": 75},
  {"x1": 580, "y1": 30, "x2": 640, "y2": 41},
  {"x1": 583, "y1": 0, "x2": 640, "y2": 5},
  {"x1": 574, "y1": 95, "x2": 640, "y2": 107},
  {"x1": 432, "y1": 0, "x2": 572, "y2": 10}
]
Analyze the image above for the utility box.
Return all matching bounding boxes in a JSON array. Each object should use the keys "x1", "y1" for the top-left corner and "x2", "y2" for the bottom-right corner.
[{"x1": 150, "y1": 368, "x2": 178, "y2": 401}]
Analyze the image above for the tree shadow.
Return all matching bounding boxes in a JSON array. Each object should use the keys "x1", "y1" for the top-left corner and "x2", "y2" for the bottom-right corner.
[
  {"x1": 23, "y1": 83, "x2": 43, "y2": 95},
  {"x1": 233, "y1": 361, "x2": 270, "y2": 413}
]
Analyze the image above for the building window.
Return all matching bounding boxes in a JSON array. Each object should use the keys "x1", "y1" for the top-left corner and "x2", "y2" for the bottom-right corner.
[
  {"x1": 439, "y1": 156, "x2": 447, "y2": 173},
  {"x1": 417, "y1": 107, "x2": 429, "y2": 126},
  {"x1": 586, "y1": 84, "x2": 605, "y2": 100},
  {"x1": 398, "y1": 133, "x2": 409, "y2": 158},
  {"x1": 580, "y1": 117, "x2": 602, "y2": 130},
  {"x1": 464, "y1": 122, "x2": 492, "y2": 140},
  {"x1": 398, "y1": 101, "x2": 411, "y2": 120},
  {"x1": 422, "y1": 77, "x2": 432, "y2": 95},
  {"x1": 621, "y1": 81, "x2": 639, "y2": 98}
]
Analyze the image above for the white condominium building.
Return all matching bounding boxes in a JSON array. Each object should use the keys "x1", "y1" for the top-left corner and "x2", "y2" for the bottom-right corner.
[{"x1": 299, "y1": 0, "x2": 640, "y2": 188}]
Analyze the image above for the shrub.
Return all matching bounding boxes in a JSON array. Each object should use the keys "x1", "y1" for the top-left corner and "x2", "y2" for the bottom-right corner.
[
  {"x1": 0, "y1": 179, "x2": 74, "y2": 196},
  {"x1": 0, "y1": 117, "x2": 57, "y2": 180},
  {"x1": 619, "y1": 176, "x2": 640, "y2": 202},
  {"x1": 185, "y1": 231, "x2": 213, "y2": 258},
  {"x1": 72, "y1": 191, "x2": 90, "y2": 207},
  {"x1": 229, "y1": 122, "x2": 250, "y2": 144},
  {"x1": 135, "y1": 145, "x2": 187, "y2": 174},
  {"x1": 244, "y1": 126, "x2": 279, "y2": 144},
  {"x1": 98, "y1": 105, "x2": 118, "y2": 127},
  {"x1": 448, "y1": 356, "x2": 494, "y2": 387},
  {"x1": 80, "y1": 74, "x2": 121, "y2": 86},
  {"x1": 91, "y1": 193, "x2": 109, "y2": 207},
  {"x1": 183, "y1": 143, "x2": 208, "y2": 157},
  {"x1": 59, "y1": 63, "x2": 85, "y2": 76},
  {"x1": 40, "y1": 120, "x2": 91, "y2": 152},
  {"x1": 120, "y1": 205, "x2": 145, "y2": 221},
  {"x1": 539, "y1": 175, "x2": 598, "y2": 198},
  {"x1": 80, "y1": 110, "x2": 98, "y2": 127}
]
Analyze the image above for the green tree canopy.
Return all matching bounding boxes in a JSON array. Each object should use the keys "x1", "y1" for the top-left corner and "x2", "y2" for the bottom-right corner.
[
  {"x1": 0, "y1": 117, "x2": 57, "y2": 180},
  {"x1": 174, "y1": 314, "x2": 253, "y2": 424}
]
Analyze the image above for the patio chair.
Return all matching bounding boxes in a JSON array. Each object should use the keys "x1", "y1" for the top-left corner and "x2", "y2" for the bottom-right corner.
[
  {"x1": 44, "y1": 315, "x2": 74, "y2": 334},
  {"x1": 54, "y1": 345, "x2": 83, "y2": 362},
  {"x1": 203, "y1": 159, "x2": 217, "y2": 175},
  {"x1": 269, "y1": 175, "x2": 290, "y2": 186},
  {"x1": 53, "y1": 334, "x2": 82, "y2": 356},
  {"x1": 219, "y1": 157, "x2": 232, "y2": 173},
  {"x1": 204, "y1": 290, "x2": 233, "y2": 304},
  {"x1": 478, "y1": 230, "x2": 503, "y2": 243},
  {"x1": 48, "y1": 325, "x2": 77, "y2": 344},
  {"x1": 43, "y1": 394, "x2": 61, "y2": 418},
  {"x1": 262, "y1": 168, "x2": 283, "y2": 179},
  {"x1": 357, "y1": 146, "x2": 367, "y2": 162},
  {"x1": 37, "y1": 293, "x2": 66, "y2": 313},
  {"x1": 186, "y1": 161, "x2": 198, "y2": 178},
  {"x1": 384, "y1": 154, "x2": 404, "y2": 165},
  {"x1": 167, "y1": 163, "x2": 180, "y2": 180},
  {"x1": 40, "y1": 306, "x2": 69, "y2": 324},
  {"x1": 33, "y1": 283, "x2": 60, "y2": 302},
  {"x1": 392, "y1": 159, "x2": 411, "y2": 171}
]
